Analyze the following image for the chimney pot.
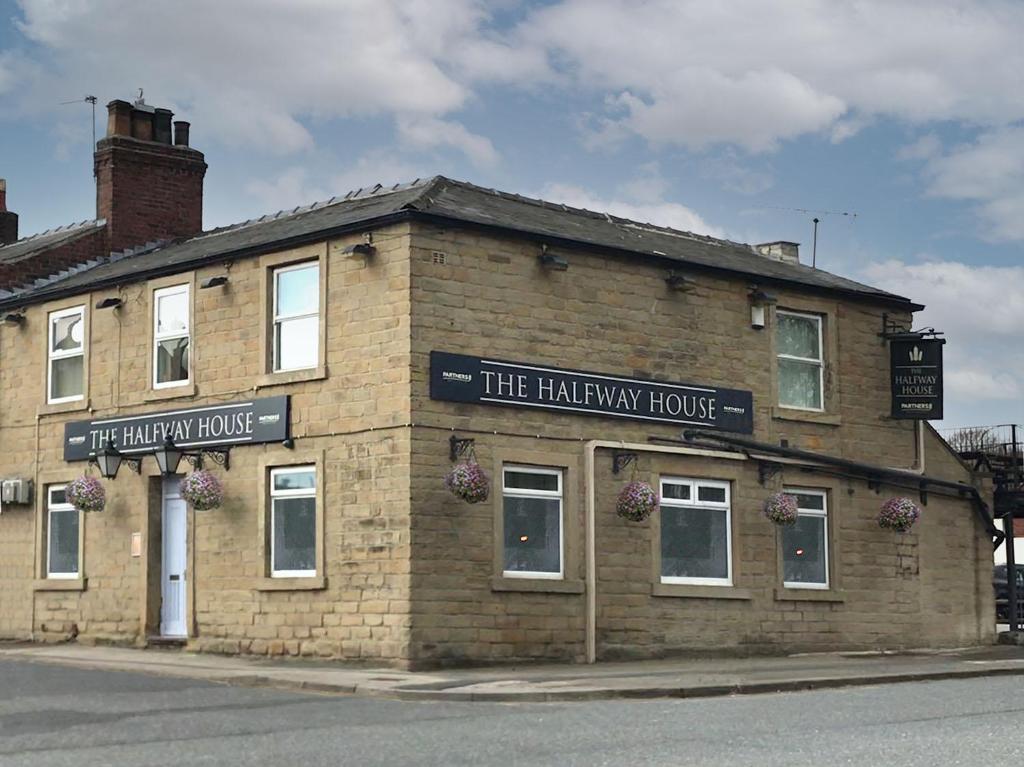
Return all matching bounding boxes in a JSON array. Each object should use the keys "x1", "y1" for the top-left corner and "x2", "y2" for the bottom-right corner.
[
  {"x1": 0, "y1": 178, "x2": 6, "y2": 212},
  {"x1": 755, "y1": 241, "x2": 800, "y2": 265},
  {"x1": 106, "y1": 100, "x2": 133, "y2": 138},
  {"x1": 154, "y1": 108, "x2": 174, "y2": 145},
  {"x1": 173, "y1": 121, "x2": 191, "y2": 147},
  {"x1": 131, "y1": 107, "x2": 154, "y2": 142}
]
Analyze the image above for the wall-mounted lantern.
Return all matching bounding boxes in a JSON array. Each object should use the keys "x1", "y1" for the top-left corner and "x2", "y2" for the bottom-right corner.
[
  {"x1": 154, "y1": 436, "x2": 185, "y2": 476},
  {"x1": 749, "y1": 288, "x2": 777, "y2": 330},
  {"x1": 91, "y1": 440, "x2": 141, "y2": 479}
]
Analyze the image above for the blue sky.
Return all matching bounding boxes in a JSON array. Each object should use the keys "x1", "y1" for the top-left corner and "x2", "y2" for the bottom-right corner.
[{"x1": 1, "y1": 0, "x2": 1022, "y2": 430}]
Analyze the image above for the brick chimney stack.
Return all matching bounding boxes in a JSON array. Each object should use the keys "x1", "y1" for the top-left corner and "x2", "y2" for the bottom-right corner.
[
  {"x1": 0, "y1": 179, "x2": 18, "y2": 246},
  {"x1": 94, "y1": 97, "x2": 207, "y2": 254}
]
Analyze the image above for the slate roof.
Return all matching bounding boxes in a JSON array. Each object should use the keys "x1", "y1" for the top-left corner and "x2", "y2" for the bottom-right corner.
[
  {"x1": 0, "y1": 219, "x2": 105, "y2": 265},
  {"x1": 0, "y1": 177, "x2": 918, "y2": 309}
]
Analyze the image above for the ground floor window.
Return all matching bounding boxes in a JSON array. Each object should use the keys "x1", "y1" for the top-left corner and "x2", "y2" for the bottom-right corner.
[
  {"x1": 782, "y1": 488, "x2": 829, "y2": 589},
  {"x1": 46, "y1": 485, "x2": 79, "y2": 579},
  {"x1": 659, "y1": 478, "x2": 732, "y2": 586},
  {"x1": 270, "y1": 466, "x2": 317, "y2": 577},
  {"x1": 502, "y1": 465, "x2": 563, "y2": 579}
]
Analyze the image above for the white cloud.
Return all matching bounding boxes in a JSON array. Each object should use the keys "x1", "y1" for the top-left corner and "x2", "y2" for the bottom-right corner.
[
  {"x1": 539, "y1": 182, "x2": 723, "y2": 238},
  {"x1": 519, "y1": 0, "x2": 1024, "y2": 151},
  {"x1": 861, "y1": 258, "x2": 1024, "y2": 423},
  {"x1": 918, "y1": 127, "x2": 1024, "y2": 240},
  {"x1": 396, "y1": 117, "x2": 499, "y2": 169},
  {"x1": 6, "y1": 0, "x2": 523, "y2": 164}
]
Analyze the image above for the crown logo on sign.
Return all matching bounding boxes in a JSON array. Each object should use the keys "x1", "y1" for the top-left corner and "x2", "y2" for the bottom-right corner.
[{"x1": 909, "y1": 346, "x2": 923, "y2": 362}]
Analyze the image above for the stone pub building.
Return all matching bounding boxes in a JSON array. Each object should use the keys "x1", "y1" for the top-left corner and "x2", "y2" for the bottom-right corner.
[{"x1": 0, "y1": 98, "x2": 1000, "y2": 667}]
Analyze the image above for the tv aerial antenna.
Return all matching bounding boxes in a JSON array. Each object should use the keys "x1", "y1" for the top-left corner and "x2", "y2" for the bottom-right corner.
[
  {"x1": 59, "y1": 94, "x2": 99, "y2": 148},
  {"x1": 757, "y1": 205, "x2": 859, "y2": 268}
]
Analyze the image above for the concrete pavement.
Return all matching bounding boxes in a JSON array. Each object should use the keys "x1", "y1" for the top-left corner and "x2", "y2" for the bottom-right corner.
[{"x1": 4, "y1": 642, "x2": 1024, "y2": 702}]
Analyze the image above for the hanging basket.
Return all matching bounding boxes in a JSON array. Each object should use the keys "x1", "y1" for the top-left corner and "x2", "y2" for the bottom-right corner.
[
  {"x1": 763, "y1": 492, "x2": 799, "y2": 526},
  {"x1": 67, "y1": 475, "x2": 106, "y2": 513},
  {"x1": 445, "y1": 461, "x2": 490, "y2": 504},
  {"x1": 180, "y1": 470, "x2": 224, "y2": 511},
  {"x1": 616, "y1": 480, "x2": 659, "y2": 522},
  {"x1": 878, "y1": 496, "x2": 921, "y2": 533}
]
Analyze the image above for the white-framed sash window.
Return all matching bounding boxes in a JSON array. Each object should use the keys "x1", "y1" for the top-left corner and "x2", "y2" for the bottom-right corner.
[
  {"x1": 502, "y1": 466, "x2": 564, "y2": 579},
  {"x1": 46, "y1": 485, "x2": 79, "y2": 579},
  {"x1": 270, "y1": 465, "x2": 317, "y2": 577},
  {"x1": 659, "y1": 477, "x2": 732, "y2": 586},
  {"x1": 47, "y1": 305, "x2": 85, "y2": 404},
  {"x1": 153, "y1": 284, "x2": 190, "y2": 387},
  {"x1": 782, "y1": 488, "x2": 829, "y2": 589},
  {"x1": 272, "y1": 262, "x2": 319, "y2": 372},
  {"x1": 777, "y1": 310, "x2": 824, "y2": 411}
]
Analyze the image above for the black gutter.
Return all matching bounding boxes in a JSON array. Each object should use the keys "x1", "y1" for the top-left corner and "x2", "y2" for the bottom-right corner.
[
  {"x1": 675, "y1": 429, "x2": 1004, "y2": 546},
  {"x1": 0, "y1": 206, "x2": 922, "y2": 314}
]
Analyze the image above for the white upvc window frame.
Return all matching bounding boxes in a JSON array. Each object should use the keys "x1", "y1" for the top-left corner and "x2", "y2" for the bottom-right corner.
[
  {"x1": 776, "y1": 309, "x2": 825, "y2": 412},
  {"x1": 659, "y1": 477, "x2": 732, "y2": 587},
  {"x1": 47, "y1": 305, "x2": 86, "y2": 405},
  {"x1": 782, "y1": 487, "x2": 830, "y2": 590},
  {"x1": 46, "y1": 485, "x2": 79, "y2": 579},
  {"x1": 269, "y1": 465, "x2": 317, "y2": 578},
  {"x1": 271, "y1": 261, "x2": 320, "y2": 373},
  {"x1": 152, "y1": 283, "x2": 191, "y2": 389},
  {"x1": 502, "y1": 465, "x2": 564, "y2": 580}
]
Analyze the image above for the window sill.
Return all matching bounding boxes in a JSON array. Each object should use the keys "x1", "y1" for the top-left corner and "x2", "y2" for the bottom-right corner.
[
  {"x1": 254, "y1": 575, "x2": 326, "y2": 591},
  {"x1": 144, "y1": 382, "x2": 198, "y2": 403},
  {"x1": 652, "y1": 583, "x2": 752, "y2": 600},
  {"x1": 256, "y1": 365, "x2": 326, "y2": 390},
  {"x1": 772, "y1": 407, "x2": 842, "y2": 426},
  {"x1": 34, "y1": 577, "x2": 87, "y2": 592},
  {"x1": 37, "y1": 399, "x2": 90, "y2": 418},
  {"x1": 490, "y1": 576, "x2": 584, "y2": 594},
  {"x1": 774, "y1": 587, "x2": 845, "y2": 603}
]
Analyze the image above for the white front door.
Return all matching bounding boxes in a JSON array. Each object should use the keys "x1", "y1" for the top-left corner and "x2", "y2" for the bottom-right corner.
[{"x1": 160, "y1": 477, "x2": 188, "y2": 638}]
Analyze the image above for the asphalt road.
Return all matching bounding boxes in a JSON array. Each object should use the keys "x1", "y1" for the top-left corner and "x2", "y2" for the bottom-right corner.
[{"x1": 1, "y1": 658, "x2": 1023, "y2": 766}]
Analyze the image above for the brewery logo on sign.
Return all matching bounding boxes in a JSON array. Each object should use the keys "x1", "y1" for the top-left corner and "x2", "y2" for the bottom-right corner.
[
  {"x1": 890, "y1": 337, "x2": 944, "y2": 420},
  {"x1": 430, "y1": 351, "x2": 754, "y2": 433}
]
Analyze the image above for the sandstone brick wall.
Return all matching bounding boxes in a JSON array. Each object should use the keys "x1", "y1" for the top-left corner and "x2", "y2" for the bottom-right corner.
[
  {"x1": 406, "y1": 222, "x2": 993, "y2": 665},
  {"x1": 0, "y1": 223, "x2": 415, "y2": 662}
]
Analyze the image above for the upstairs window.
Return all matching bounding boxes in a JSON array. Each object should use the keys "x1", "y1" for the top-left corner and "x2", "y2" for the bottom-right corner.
[
  {"x1": 272, "y1": 262, "x2": 319, "y2": 372},
  {"x1": 153, "y1": 284, "x2": 190, "y2": 387},
  {"x1": 777, "y1": 310, "x2": 823, "y2": 411},
  {"x1": 48, "y1": 306, "x2": 85, "y2": 404}
]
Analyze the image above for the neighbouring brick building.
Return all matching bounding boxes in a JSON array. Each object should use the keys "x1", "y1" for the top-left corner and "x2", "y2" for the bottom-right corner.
[{"x1": 0, "y1": 98, "x2": 1001, "y2": 668}]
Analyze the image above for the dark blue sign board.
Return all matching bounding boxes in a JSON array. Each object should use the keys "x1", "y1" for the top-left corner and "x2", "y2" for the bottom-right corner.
[
  {"x1": 890, "y1": 338, "x2": 944, "y2": 420},
  {"x1": 64, "y1": 396, "x2": 290, "y2": 462},
  {"x1": 430, "y1": 351, "x2": 753, "y2": 433}
]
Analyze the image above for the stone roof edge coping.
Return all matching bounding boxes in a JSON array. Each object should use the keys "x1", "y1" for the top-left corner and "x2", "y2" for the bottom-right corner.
[{"x1": 0, "y1": 207, "x2": 924, "y2": 314}]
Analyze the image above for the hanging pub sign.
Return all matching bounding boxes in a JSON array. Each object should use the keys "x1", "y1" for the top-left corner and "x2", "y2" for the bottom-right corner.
[
  {"x1": 430, "y1": 351, "x2": 754, "y2": 433},
  {"x1": 63, "y1": 396, "x2": 290, "y2": 462},
  {"x1": 890, "y1": 337, "x2": 944, "y2": 420}
]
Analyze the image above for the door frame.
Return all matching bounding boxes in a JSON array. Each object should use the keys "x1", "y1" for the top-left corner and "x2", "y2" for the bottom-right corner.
[{"x1": 160, "y1": 476, "x2": 188, "y2": 638}]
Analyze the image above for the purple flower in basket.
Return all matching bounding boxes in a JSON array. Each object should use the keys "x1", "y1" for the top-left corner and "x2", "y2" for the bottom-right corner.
[
  {"x1": 67, "y1": 475, "x2": 106, "y2": 513},
  {"x1": 445, "y1": 462, "x2": 490, "y2": 504},
  {"x1": 616, "y1": 480, "x2": 659, "y2": 522},
  {"x1": 763, "y1": 492, "x2": 798, "y2": 526},
  {"x1": 180, "y1": 470, "x2": 224, "y2": 511},
  {"x1": 878, "y1": 497, "x2": 921, "y2": 533}
]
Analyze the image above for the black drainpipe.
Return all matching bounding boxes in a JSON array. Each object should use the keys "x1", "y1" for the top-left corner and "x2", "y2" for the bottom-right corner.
[{"x1": 670, "y1": 429, "x2": 1004, "y2": 547}]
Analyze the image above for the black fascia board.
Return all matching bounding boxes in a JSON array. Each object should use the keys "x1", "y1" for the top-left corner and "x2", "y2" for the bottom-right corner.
[
  {"x1": 411, "y1": 212, "x2": 925, "y2": 313},
  {"x1": 0, "y1": 207, "x2": 923, "y2": 314}
]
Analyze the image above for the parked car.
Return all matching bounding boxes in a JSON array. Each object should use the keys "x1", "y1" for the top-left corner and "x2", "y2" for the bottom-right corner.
[{"x1": 994, "y1": 564, "x2": 1024, "y2": 620}]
